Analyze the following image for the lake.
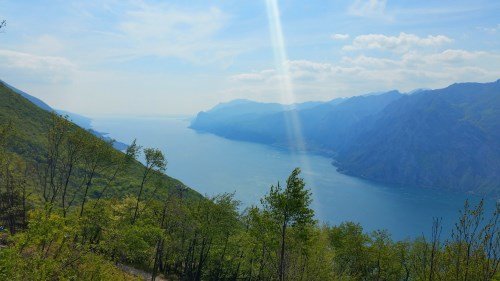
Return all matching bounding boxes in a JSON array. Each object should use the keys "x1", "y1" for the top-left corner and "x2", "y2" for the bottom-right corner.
[{"x1": 91, "y1": 116, "x2": 495, "y2": 240}]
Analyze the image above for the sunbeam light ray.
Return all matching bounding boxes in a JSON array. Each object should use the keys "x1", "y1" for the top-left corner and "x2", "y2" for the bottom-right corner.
[{"x1": 265, "y1": 0, "x2": 320, "y2": 215}]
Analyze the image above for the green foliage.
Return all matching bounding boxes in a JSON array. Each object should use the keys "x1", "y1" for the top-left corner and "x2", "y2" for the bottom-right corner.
[
  {"x1": 1, "y1": 165, "x2": 499, "y2": 280},
  {"x1": 328, "y1": 222, "x2": 371, "y2": 278},
  {"x1": 1, "y1": 82, "x2": 499, "y2": 280},
  {"x1": 143, "y1": 148, "x2": 167, "y2": 173},
  {"x1": 0, "y1": 209, "x2": 139, "y2": 280},
  {"x1": 262, "y1": 168, "x2": 315, "y2": 228},
  {"x1": 261, "y1": 167, "x2": 315, "y2": 280},
  {"x1": 132, "y1": 146, "x2": 168, "y2": 223}
]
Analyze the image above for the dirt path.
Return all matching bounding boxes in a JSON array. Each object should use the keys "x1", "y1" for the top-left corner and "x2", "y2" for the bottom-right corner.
[{"x1": 116, "y1": 263, "x2": 168, "y2": 281}]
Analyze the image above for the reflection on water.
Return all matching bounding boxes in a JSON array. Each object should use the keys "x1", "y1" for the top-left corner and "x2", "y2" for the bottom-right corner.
[{"x1": 92, "y1": 116, "x2": 496, "y2": 240}]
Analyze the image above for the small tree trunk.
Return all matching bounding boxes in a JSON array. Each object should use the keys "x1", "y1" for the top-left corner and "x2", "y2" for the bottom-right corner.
[
  {"x1": 279, "y1": 221, "x2": 287, "y2": 281},
  {"x1": 132, "y1": 168, "x2": 150, "y2": 224},
  {"x1": 80, "y1": 169, "x2": 96, "y2": 217}
]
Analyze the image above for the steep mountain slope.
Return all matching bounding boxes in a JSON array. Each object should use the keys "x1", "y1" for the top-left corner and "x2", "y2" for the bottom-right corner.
[
  {"x1": 299, "y1": 90, "x2": 403, "y2": 151},
  {"x1": 190, "y1": 80, "x2": 500, "y2": 196},
  {"x1": 56, "y1": 109, "x2": 128, "y2": 150},
  {"x1": 0, "y1": 81, "x2": 200, "y2": 200},
  {"x1": 1, "y1": 79, "x2": 53, "y2": 111},
  {"x1": 337, "y1": 80, "x2": 500, "y2": 196},
  {"x1": 191, "y1": 91, "x2": 404, "y2": 152},
  {"x1": 0, "y1": 80, "x2": 128, "y2": 150}
]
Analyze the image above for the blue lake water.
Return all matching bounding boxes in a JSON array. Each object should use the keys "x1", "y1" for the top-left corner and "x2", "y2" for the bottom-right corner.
[{"x1": 91, "y1": 116, "x2": 496, "y2": 240}]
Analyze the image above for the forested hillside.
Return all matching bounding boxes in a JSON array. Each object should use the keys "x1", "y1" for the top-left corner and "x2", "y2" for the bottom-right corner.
[
  {"x1": 191, "y1": 80, "x2": 500, "y2": 196},
  {"x1": 0, "y1": 80, "x2": 129, "y2": 151},
  {"x1": 0, "y1": 81, "x2": 499, "y2": 280},
  {"x1": 0, "y1": 81, "x2": 195, "y2": 200}
]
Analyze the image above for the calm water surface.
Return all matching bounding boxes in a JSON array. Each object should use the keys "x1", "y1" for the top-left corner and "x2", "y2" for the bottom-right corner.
[{"x1": 91, "y1": 116, "x2": 496, "y2": 240}]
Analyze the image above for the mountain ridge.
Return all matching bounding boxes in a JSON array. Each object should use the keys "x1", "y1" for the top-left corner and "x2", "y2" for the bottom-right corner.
[
  {"x1": 190, "y1": 80, "x2": 500, "y2": 197},
  {"x1": 0, "y1": 81, "x2": 200, "y2": 200},
  {"x1": 0, "y1": 80, "x2": 129, "y2": 151}
]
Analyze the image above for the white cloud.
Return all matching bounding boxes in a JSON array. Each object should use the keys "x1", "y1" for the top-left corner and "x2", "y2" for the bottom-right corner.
[
  {"x1": 341, "y1": 55, "x2": 398, "y2": 68},
  {"x1": 405, "y1": 49, "x2": 489, "y2": 65},
  {"x1": 1, "y1": 0, "x2": 498, "y2": 115},
  {"x1": 343, "y1": 32, "x2": 452, "y2": 53},
  {"x1": 113, "y1": 3, "x2": 240, "y2": 64},
  {"x1": 477, "y1": 24, "x2": 500, "y2": 34},
  {"x1": 331, "y1": 33, "x2": 350, "y2": 40},
  {"x1": 0, "y1": 49, "x2": 76, "y2": 83},
  {"x1": 229, "y1": 48, "x2": 500, "y2": 101},
  {"x1": 231, "y1": 73, "x2": 267, "y2": 82},
  {"x1": 348, "y1": 0, "x2": 387, "y2": 18},
  {"x1": 30, "y1": 35, "x2": 66, "y2": 55}
]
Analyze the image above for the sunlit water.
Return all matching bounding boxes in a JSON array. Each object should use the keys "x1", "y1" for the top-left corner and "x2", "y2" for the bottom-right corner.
[{"x1": 91, "y1": 116, "x2": 496, "y2": 240}]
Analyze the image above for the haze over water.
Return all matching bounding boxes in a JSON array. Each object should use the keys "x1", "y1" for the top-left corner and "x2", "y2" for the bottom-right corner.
[{"x1": 92, "y1": 116, "x2": 494, "y2": 240}]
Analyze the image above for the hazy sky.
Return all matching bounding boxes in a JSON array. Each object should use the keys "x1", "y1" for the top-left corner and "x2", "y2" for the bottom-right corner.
[{"x1": 0, "y1": 0, "x2": 499, "y2": 116}]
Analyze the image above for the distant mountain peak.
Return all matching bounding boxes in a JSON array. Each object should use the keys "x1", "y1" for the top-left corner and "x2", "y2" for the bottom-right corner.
[
  {"x1": 361, "y1": 90, "x2": 400, "y2": 97},
  {"x1": 406, "y1": 88, "x2": 431, "y2": 94}
]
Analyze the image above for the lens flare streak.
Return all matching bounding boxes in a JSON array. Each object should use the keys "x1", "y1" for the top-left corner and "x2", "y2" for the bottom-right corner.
[
  {"x1": 265, "y1": 0, "x2": 305, "y2": 152},
  {"x1": 265, "y1": 0, "x2": 320, "y2": 213}
]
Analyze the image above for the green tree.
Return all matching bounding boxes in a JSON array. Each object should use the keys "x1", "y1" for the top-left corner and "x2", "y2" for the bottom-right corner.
[
  {"x1": 369, "y1": 230, "x2": 403, "y2": 280},
  {"x1": 38, "y1": 114, "x2": 72, "y2": 211},
  {"x1": 328, "y1": 222, "x2": 371, "y2": 279},
  {"x1": 93, "y1": 139, "x2": 139, "y2": 206},
  {"x1": 0, "y1": 122, "x2": 30, "y2": 234},
  {"x1": 261, "y1": 168, "x2": 315, "y2": 281},
  {"x1": 132, "y1": 147, "x2": 166, "y2": 224},
  {"x1": 78, "y1": 136, "x2": 116, "y2": 217},
  {"x1": 60, "y1": 129, "x2": 86, "y2": 217}
]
